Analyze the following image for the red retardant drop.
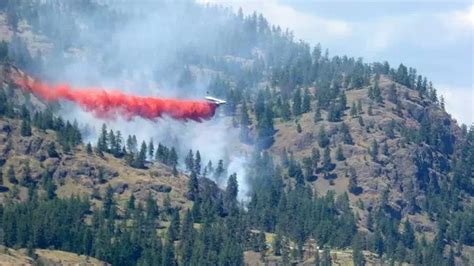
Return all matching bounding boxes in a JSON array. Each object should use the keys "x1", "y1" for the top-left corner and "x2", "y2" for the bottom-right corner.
[{"x1": 15, "y1": 78, "x2": 218, "y2": 122}]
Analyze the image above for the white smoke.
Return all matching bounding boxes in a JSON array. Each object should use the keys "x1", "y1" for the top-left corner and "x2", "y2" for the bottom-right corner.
[{"x1": 29, "y1": 0, "x2": 253, "y2": 198}]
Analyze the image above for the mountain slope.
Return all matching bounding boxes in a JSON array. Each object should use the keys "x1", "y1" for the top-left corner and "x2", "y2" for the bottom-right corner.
[{"x1": 0, "y1": 1, "x2": 472, "y2": 265}]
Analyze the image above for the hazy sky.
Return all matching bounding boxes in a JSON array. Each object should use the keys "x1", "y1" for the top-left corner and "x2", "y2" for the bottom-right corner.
[{"x1": 200, "y1": 0, "x2": 473, "y2": 125}]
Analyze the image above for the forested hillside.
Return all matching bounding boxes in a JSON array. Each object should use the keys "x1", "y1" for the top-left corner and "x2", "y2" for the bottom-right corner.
[{"x1": 0, "y1": 1, "x2": 472, "y2": 265}]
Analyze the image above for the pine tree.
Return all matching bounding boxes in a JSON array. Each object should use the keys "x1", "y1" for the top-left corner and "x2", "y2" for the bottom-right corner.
[
  {"x1": 292, "y1": 88, "x2": 302, "y2": 116},
  {"x1": 163, "y1": 240, "x2": 177, "y2": 266},
  {"x1": 352, "y1": 233, "x2": 365, "y2": 266},
  {"x1": 214, "y1": 159, "x2": 225, "y2": 181},
  {"x1": 168, "y1": 210, "x2": 180, "y2": 242},
  {"x1": 148, "y1": 138, "x2": 154, "y2": 159},
  {"x1": 382, "y1": 142, "x2": 389, "y2": 156},
  {"x1": 47, "y1": 142, "x2": 59, "y2": 158},
  {"x1": 318, "y1": 126, "x2": 330, "y2": 148},
  {"x1": 225, "y1": 173, "x2": 239, "y2": 215},
  {"x1": 103, "y1": 185, "x2": 116, "y2": 219},
  {"x1": 296, "y1": 122, "x2": 302, "y2": 133},
  {"x1": 302, "y1": 88, "x2": 311, "y2": 113},
  {"x1": 370, "y1": 139, "x2": 379, "y2": 161},
  {"x1": 336, "y1": 145, "x2": 345, "y2": 161},
  {"x1": 350, "y1": 101, "x2": 358, "y2": 117},
  {"x1": 349, "y1": 168, "x2": 360, "y2": 195},
  {"x1": 357, "y1": 99, "x2": 363, "y2": 114},
  {"x1": 86, "y1": 142, "x2": 93, "y2": 155},
  {"x1": 322, "y1": 146, "x2": 333, "y2": 173},
  {"x1": 321, "y1": 246, "x2": 332, "y2": 266},
  {"x1": 108, "y1": 130, "x2": 116, "y2": 153},
  {"x1": 132, "y1": 141, "x2": 147, "y2": 168},
  {"x1": 194, "y1": 150, "x2": 201, "y2": 175},
  {"x1": 402, "y1": 220, "x2": 415, "y2": 249},
  {"x1": 273, "y1": 234, "x2": 282, "y2": 256},
  {"x1": 97, "y1": 124, "x2": 108, "y2": 152},
  {"x1": 7, "y1": 165, "x2": 17, "y2": 184},
  {"x1": 145, "y1": 192, "x2": 159, "y2": 220},
  {"x1": 185, "y1": 150, "x2": 194, "y2": 173},
  {"x1": 387, "y1": 83, "x2": 398, "y2": 103},
  {"x1": 314, "y1": 249, "x2": 320, "y2": 266},
  {"x1": 312, "y1": 147, "x2": 320, "y2": 170},
  {"x1": 20, "y1": 117, "x2": 32, "y2": 137},
  {"x1": 169, "y1": 147, "x2": 178, "y2": 176},
  {"x1": 372, "y1": 82, "x2": 383, "y2": 103},
  {"x1": 240, "y1": 101, "x2": 252, "y2": 141},
  {"x1": 188, "y1": 171, "x2": 199, "y2": 201},
  {"x1": 340, "y1": 122, "x2": 353, "y2": 145},
  {"x1": 314, "y1": 105, "x2": 322, "y2": 122},
  {"x1": 20, "y1": 161, "x2": 32, "y2": 186},
  {"x1": 281, "y1": 99, "x2": 291, "y2": 121}
]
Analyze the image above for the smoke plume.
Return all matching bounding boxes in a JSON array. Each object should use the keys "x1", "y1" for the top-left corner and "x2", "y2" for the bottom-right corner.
[{"x1": 15, "y1": 78, "x2": 218, "y2": 122}]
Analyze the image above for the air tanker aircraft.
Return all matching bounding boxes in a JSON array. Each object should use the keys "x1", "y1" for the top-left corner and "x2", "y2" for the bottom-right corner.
[{"x1": 205, "y1": 96, "x2": 226, "y2": 105}]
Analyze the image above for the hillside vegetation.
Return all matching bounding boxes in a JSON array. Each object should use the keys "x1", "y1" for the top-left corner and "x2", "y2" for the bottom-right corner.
[{"x1": 0, "y1": 1, "x2": 472, "y2": 265}]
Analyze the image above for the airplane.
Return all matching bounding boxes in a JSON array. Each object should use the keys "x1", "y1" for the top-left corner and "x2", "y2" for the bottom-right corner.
[{"x1": 205, "y1": 96, "x2": 226, "y2": 105}]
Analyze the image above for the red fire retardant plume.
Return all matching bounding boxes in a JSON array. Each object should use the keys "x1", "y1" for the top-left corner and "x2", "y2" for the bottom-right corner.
[{"x1": 15, "y1": 78, "x2": 218, "y2": 122}]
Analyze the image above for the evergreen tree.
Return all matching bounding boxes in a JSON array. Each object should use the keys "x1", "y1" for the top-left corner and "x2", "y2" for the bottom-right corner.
[
  {"x1": 314, "y1": 105, "x2": 322, "y2": 122},
  {"x1": 20, "y1": 161, "x2": 32, "y2": 186},
  {"x1": 292, "y1": 88, "x2": 302, "y2": 116},
  {"x1": 169, "y1": 147, "x2": 179, "y2": 176},
  {"x1": 357, "y1": 100, "x2": 363, "y2": 114},
  {"x1": 314, "y1": 249, "x2": 320, "y2": 266},
  {"x1": 163, "y1": 240, "x2": 177, "y2": 266},
  {"x1": 145, "y1": 192, "x2": 159, "y2": 220},
  {"x1": 336, "y1": 145, "x2": 345, "y2": 161},
  {"x1": 132, "y1": 141, "x2": 147, "y2": 169},
  {"x1": 350, "y1": 101, "x2": 358, "y2": 117},
  {"x1": 370, "y1": 139, "x2": 379, "y2": 161},
  {"x1": 0, "y1": 41, "x2": 8, "y2": 61},
  {"x1": 103, "y1": 185, "x2": 116, "y2": 219},
  {"x1": 168, "y1": 210, "x2": 180, "y2": 242},
  {"x1": 340, "y1": 122, "x2": 353, "y2": 145},
  {"x1": 20, "y1": 117, "x2": 32, "y2": 137},
  {"x1": 318, "y1": 126, "x2": 330, "y2": 148},
  {"x1": 47, "y1": 142, "x2": 59, "y2": 158},
  {"x1": 322, "y1": 146, "x2": 333, "y2": 174},
  {"x1": 108, "y1": 130, "x2": 116, "y2": 153},
  {"x1": 273, "y1": 233, "x2": 282, "y2": 256},
  {"x1": 387, "y1": 83, "x2": 398, "y2": 103},
  {"x1": 194, "y1": 150, "x2": 201, "y2": 175},
  {"x1": 302, "y1": 88, "x2": 311, "y2": 113},
  {"x1": 240, "y1": 101, "x2": 252, "y2": 142},
  {"x1": 402, "y1": 221, "x2": 415, "y2": 249},
  {"x1": 86, "y1": 142, "x2": 93, "y2": 155},
  {"x1": 188, "y1": 171, "x2": 199, "y2": 201},
  {"x1": 352, "y1": 233, "x2": 365, "y2": 266},
  {"x1": 321, "y1": 246, "x2": 332, "y2": 266},
  {"x1": 382, "y1": 142, "x2": 389, "y2": 156},
  {"x1": 214, "y1": 159, "x2": 226, "y2": 181},
  {"x1": 348, "y1": 168, "x2": 360, "y2": 195},
  {"x1": 281, "y1": 99, "x2": 291, "y2": 121},
  {"x1": 97, "y1": 123, "x2": 108, "y2": 152},
  {"x1": 225, "y1": 173, "x2": 239, "y2": 215},
  {"x1": 256, "y1": 105, "x2": 275, "y2": 149},
  {"x1": 185, "y1": 150, "x2": 194, "y2": 173},
  {"x1": 148, "y1": 138, "x2": 154, "y2": 159},
  {"x1": 7, "y1": 165, "x2": 17, "y2": 184}
]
